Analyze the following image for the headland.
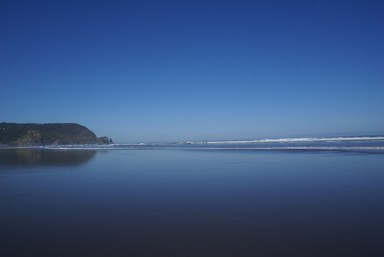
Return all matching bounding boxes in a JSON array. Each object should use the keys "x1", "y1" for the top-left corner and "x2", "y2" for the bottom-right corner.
[{"x1": 0, "y1": 122, "x2": 112, "y2": 146}]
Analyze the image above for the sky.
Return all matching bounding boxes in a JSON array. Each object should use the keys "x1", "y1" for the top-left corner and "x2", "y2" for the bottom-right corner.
[{"x1": 1, "y1": 0, "x2": 383, "y2": 142}]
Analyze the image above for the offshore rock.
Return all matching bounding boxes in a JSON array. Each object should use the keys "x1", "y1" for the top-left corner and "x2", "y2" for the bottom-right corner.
[
  {"x1": 0, "y1": 122, "x2": 112, "y2": 146},
  {"x1": 97, "y1": 136, "x2": 113, "y2": 145}
]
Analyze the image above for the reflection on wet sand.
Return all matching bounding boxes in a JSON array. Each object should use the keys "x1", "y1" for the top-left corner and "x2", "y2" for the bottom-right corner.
[{"x1": 0, "y1": 149, "x2": 96, "y2": 167}]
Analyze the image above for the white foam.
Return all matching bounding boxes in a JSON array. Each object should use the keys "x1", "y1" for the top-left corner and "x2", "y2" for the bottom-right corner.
[
  {"x1": 190, "y1": 136, "x2": 384, "y2": 145},
  {"x1": 3, "y1": 136, "x2": 383, "y2": 151},
  {"x1": 181, "y1": 146, "x2": 384, "y2": 151}
]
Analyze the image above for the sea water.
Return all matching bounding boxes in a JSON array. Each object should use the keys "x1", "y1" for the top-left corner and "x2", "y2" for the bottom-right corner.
[{"x1": 1, "y1": 137, "x2": 384, "y2": 257}]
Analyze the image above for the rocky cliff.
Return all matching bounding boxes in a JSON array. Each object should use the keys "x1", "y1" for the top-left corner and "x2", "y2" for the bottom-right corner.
[{"x1": 0, "y1": 123, "x2": 113, "y2": 146}]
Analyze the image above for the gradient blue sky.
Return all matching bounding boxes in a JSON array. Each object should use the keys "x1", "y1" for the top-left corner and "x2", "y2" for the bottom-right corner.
[{"x1": 1, "y1": 0, "x2": 383, "y2": 142}]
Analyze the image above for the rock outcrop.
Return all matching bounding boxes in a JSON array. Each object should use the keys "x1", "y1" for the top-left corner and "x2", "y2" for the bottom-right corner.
[
  {"x1": 97, "y1": 136, "x2": 113, "y2": 144},
  {"x1": 0, "y1": 122, "x2": 112, "y2": 146}
]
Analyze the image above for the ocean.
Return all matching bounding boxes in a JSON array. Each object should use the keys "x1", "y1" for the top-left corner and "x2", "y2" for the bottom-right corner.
[{"x1": 1, "y1": 136, "x2": 384, "y2": 257}]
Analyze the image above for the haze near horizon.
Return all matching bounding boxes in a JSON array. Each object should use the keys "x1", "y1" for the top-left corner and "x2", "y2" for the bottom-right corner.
[{"x1": 1, "y1": 0, "x2": 383, "y2": 142}]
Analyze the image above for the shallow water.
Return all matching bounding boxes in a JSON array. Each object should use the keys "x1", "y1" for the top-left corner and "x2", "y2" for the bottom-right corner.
[{"x1": 1, "y1": 149, "x2": 384, "y2": 257}]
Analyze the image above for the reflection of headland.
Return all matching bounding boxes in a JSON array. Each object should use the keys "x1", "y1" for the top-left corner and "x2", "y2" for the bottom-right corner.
[{"x1": 0, "y1": 149, "x2": 96, "y2": 167}]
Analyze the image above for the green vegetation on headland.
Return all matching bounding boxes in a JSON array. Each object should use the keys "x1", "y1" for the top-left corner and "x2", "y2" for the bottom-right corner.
[{"x1": 0, "y1": 122, "x2": 113, "y2": 146}]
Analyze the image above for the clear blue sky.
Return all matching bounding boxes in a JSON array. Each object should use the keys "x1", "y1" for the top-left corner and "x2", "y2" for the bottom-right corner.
[{"x1": 1, "y1": 0, "x2": 383, "y2": 142}]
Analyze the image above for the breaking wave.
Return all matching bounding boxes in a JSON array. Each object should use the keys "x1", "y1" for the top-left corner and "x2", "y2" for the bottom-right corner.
[
  {"x1": 173, "y1": 136, "x2": 384, "y2": 153},
  {"x1": 2, "y1": 136, "x2": 384, "y2": 153},
  {"x1": 189, "y1": 136, "x2": 384, "y2": 144}
]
